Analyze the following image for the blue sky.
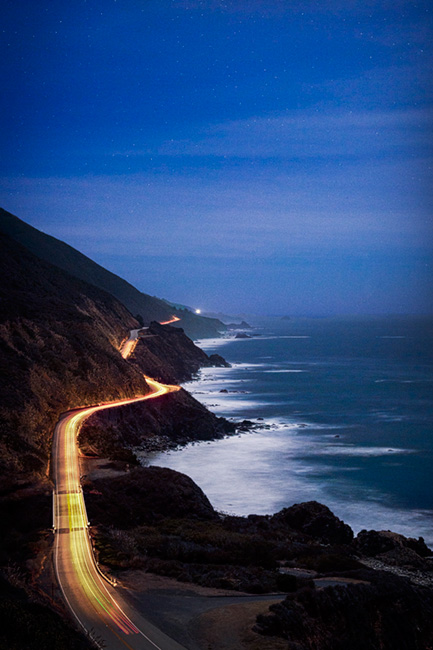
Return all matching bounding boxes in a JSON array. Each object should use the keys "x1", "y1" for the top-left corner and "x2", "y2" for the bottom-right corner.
[{"x1": 1, "y1": 0, "x2": 432, "y2": 315}]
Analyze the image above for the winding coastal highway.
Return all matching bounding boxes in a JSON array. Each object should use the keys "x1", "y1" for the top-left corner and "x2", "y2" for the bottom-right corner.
[
  {"x1": 159, "y1": 316, "x2": 181, "y2": 326},
  {"x1": 52, "y1": 322, "x2": 184, "y2": 649},
  {"x1": 120, "y1": 317, "x2": 181, "y2": 358}
]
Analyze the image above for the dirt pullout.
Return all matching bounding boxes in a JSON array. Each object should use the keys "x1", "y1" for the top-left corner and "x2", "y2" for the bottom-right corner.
[
  {"x1": 119, "y1": 570, "x2": 285, "y2": 650},
  {"x1": 191, "y1": 601, "x2": 288, "y2": 650},
  {"x1": 79, "y1": 455, "x2": 129, "y2": 481}
]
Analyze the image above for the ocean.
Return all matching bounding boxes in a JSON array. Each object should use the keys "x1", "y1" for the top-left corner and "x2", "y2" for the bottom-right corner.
[{"x1": 147, "y1": 316, "x2": 433, "y2": 546}]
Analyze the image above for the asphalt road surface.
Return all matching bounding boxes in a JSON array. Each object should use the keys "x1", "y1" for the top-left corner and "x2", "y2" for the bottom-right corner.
[{"x1": 52, "y1": 326, "x2": 183, "y2": 649}]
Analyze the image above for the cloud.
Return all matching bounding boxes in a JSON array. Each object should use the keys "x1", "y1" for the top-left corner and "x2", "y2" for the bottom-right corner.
[
  {"x1": 2, "y1": 150, "x2": 431, "y2": 264},
  {"x1": 156, "y1": 107, "x2": 432, "y2": 160},
  {"x1": 170, "y1": 0, "x2": 430, "y2": 17},
  {"x1": 305, "y1": 61, "x2": 433, "y2": 109}
]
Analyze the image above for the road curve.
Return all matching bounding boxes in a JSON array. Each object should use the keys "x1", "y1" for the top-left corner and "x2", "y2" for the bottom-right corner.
[
  {"x1": 119, "y1": 317, "x2": 180, "y2": 358},
  {"x1": 119, "y1": 328, "x2": 143, "y2": 359},
  {"x1": 52, "y1": 327, "x2": 184, "y2": 649},
  {"x1": 158, "y1": 316, "x2": 181, "y2": 326}
]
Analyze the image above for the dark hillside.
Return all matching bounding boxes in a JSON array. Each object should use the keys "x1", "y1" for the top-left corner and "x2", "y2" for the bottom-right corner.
[
  {"x1": 79, "y1": 387, "x2": 236, "y2": 456},
  {"x1": 0, "y1": 208, "x2": 225, "y2": 339},
  {"x1": 133, "y1": 321, "x2": 230, "y2": 383},
  {"x1": 0, "y1": 232, "x2": 149, "y2": 487},
  {"x1": 78, "y1": 321, "x2": 233, "y2": 457},
  {"x1": 79, "y1": 324, "x2": 234, "y2": 456}
]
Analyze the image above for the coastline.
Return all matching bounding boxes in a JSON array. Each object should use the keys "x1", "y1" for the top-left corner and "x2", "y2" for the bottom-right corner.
[
  {"x1": 147, "y1": 331, "x2": 433, "y2": 547},
  {"x1": 81, "y1": 326, "x2": 433, "y2": 650}
]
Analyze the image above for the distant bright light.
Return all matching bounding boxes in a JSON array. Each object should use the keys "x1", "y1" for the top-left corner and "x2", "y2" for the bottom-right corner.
[{"x1": 195, "y1": 309, "x2": 201, "y2": 314}]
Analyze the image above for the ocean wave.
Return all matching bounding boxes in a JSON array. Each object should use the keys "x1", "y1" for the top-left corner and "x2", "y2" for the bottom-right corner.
[
  {"x1": 200, "y1": 398, "x2": 272, "y2": 411},
  {"x1": 369, "y1": 411, "x2": 408, "y2": 422},
  {"x1": 195, "y1": 337, "x2": 236, "y2": 349},
  {"x1": 378, "y1": 336, "x2": 407, "y2": 339},
  {"x1": 231, "y1": 362, "x2": 267, "y2": 368},
  {"x1": 263, "y1": 369, "x2": 307, "y2": 373},
  {"x1": 145, "y1": 434, "x2": 433, "y2": 545},
  {"x1": 178, "y1": 327, "x2": 433, "y2": 544},
  {"x1": 308, "y1": 445, "x2": 415, "y2": 457},
  {"x1": 375, "y1": 379, "x2": 432, "y2": 384}
]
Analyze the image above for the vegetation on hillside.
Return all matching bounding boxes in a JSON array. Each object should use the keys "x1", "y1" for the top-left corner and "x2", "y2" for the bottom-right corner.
[{"x1": 0, "y1": 232, "x2": 148, "y2": 485}]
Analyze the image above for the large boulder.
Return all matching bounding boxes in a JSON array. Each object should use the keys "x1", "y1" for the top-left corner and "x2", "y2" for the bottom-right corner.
[
  {"x1": 272, "y1": 501, "x2": 353, "y2": 545},
  {"x1": 85, "y1": 466, "x2": 218, "y2": 528},
  {"x1": 355, "y1": 529, "x2": 432, "y2": 568},
  {"x1": 255, "y1": 569, "x2": 433, "y2": 650}
]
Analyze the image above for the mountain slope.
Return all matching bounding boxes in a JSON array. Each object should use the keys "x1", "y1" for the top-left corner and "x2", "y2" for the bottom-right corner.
[
  {"x1": 0, "y1": 231, "x2": 149, "y2": 486},
  {"x1": 0, "y1": 208, "x2": 225, "y2": 339}
]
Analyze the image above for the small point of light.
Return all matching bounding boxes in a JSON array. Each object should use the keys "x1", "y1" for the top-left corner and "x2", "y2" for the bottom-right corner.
[{"x1": 195, "y1": 308, "x2": 201, "y2": 314}]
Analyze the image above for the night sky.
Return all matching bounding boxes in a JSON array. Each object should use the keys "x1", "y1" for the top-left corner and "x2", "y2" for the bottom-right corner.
[{"x1": 2, "y1": 0, "x2": 432, "y2": 316}]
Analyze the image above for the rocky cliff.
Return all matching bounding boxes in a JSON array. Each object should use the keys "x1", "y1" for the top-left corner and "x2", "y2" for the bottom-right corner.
[
  {"x1": 0, "y1": 232, "x2": 153, "y2": 649},
  {"x1": 79, "y1": 322, "x2": 234, "y2": 457},
  {"x1": 133, "y1": 320, "x2": 229, "y2": 383},
  {"x1": 0, "y1": 232, "x2": 149, "y2": 487},
  {"x1": 79, "y1": 388, "x2": 235, "y2": 458}
]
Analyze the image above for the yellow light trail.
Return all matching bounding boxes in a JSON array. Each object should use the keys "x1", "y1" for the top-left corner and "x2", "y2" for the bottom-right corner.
[
  {"x1": 119, "y1": 317, "x2": 180, "y2": 359},
  {"x1": 158, "y1": 315, "x2": 181, "y2": 325},
  {"x1": 53, "y1": 324, "x2": 182, "y2": 648}
]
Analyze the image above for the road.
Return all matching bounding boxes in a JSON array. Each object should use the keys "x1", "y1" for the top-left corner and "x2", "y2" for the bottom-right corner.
[
  {"x1": 158, "y1": 316, "x2": 181, "y2": 326},
  {"x1": 119, "y1": 328, "x2": 143, "y2": 359},
  {"x1": 119, "y1": 317, "x2": 180, "y2": 358},
  {"x1": 52, "y1": 325, "x2": 184, "y2": 649}
]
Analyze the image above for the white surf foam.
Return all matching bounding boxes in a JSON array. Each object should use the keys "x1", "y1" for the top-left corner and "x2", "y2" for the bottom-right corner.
[
  {"x1": 263, "y1": 369, "x2": 307, "y2": 373},
  {"x1": 309, "y1": 445, "x2": 415, "y2": 457}
]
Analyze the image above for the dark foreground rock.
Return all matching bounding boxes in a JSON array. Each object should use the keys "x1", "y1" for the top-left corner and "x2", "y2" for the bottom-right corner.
[
  {"x1": 86, "y1": 466, "x2": 218, "y2": 527},
  {"x1": 355, "y1": 529, "x2": 432, "y2": 567},
  {"x1": 255, "y1": 570, "x2": 433, "y2": 650},
  {"x1": 0, "y1": 575, "x2": 91, "y2": 650},
  {"x1": 84, "y1": 464, "x2": 433, "y2": 649},
  {"x1": 272, "y1": 501, "x2": 354, "y2": 545}
]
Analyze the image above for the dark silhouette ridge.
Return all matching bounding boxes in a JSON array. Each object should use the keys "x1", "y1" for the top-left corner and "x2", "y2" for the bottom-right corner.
[{"x1": 0, "y1": 208, "x2": 225, "y2": 339}]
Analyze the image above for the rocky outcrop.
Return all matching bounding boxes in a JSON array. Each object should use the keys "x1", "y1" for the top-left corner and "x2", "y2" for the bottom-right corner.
[
  {"x1": 272, "y1": 501, "x2": 354, "y2": 545},
  {"x1": 79, "y1": 388, "x2": 236, "y2": 456},
  {"x1": 355, "y1": 528, "x2": 431, "y2": 557},
  {"x1": 255, "y1": 570, "x2": 433, "y2": 650},
  {"x1": 131, "y1": 321, "x2": 230, "y2": 383},
  {"x1": 86, "y1": 466, "x2": 218, "y2": 527},
  {"x1": 226, "y1": 320, "x2": 252, "y2": 330},
  {"x1": 208, "y1": 353, "x2": 229, "y2": 367},
  {"x1": 253, "y1": 521, "x2": 433, "y2": 648},
  {"x1": 354, "y1": 529, "x2": 433, "y2": 569}
]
